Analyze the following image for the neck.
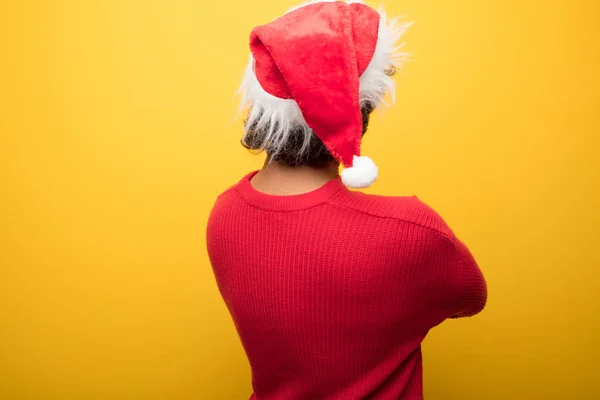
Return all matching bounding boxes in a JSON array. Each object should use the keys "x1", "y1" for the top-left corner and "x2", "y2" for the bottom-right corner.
[{"x1": 250, "y1": 159, "x2": 340, "y2": 195}]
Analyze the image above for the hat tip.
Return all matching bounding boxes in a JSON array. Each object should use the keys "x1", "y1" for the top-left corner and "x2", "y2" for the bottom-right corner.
[{"x1": 341, "y1": 155, "x2": 379, "y2": 188}]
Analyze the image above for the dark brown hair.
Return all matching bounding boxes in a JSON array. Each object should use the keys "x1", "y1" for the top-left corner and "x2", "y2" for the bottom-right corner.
[{"x1": 242, "y1": 102, "x2": 375, "y2": 167}]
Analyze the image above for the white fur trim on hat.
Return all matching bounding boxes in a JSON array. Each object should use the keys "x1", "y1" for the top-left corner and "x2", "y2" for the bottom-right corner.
[
  {"x1": 341, "y1": 155, "x2": 379, "y2": 188},
  {"x1": 238, "y1": 1, "x2": 410, "y2": 189}
]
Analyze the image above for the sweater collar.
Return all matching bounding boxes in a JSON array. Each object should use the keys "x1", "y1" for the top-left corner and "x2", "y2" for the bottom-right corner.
[{"x1": 235, "y1": 170, "x2": 347, "y2": 211}]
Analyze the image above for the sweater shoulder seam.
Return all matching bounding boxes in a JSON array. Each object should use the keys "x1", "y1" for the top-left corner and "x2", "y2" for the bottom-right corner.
[{"x1": 326, "y1": 198, "x2": 456, "y2": 242}]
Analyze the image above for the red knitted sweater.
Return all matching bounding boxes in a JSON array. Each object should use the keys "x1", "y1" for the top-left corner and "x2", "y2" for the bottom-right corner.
[{"x1": 207, "y1": 172, "x2": 487, "y2": 400}]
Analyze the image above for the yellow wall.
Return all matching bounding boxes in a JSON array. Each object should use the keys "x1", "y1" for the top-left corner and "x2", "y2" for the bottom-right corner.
[{"x1": 1, "y1": 0, "x2": 598, "y2": 398}]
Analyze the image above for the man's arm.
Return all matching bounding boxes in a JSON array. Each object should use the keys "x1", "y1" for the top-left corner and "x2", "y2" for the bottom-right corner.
[{"x1": 450, "y1": 238, "x2": 488, "y2": 318}]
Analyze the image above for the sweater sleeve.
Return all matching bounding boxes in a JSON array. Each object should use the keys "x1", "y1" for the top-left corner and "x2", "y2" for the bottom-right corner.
[{"x1": 449, "y1": 238, "x2": 488, "y2": 318}]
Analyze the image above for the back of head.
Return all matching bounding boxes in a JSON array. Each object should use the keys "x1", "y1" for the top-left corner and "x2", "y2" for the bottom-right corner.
[{"x1": 238, "y1": 0, "x2": 411, "y2": 187}]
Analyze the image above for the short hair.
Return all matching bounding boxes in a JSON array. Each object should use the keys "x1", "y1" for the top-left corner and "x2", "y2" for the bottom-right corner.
[
  {"x1": 241, "y1": 103, "x2": 375, "y2": 167},
  {"x1": 241, "y1": 66, "x2": 395, "y2": 168}
]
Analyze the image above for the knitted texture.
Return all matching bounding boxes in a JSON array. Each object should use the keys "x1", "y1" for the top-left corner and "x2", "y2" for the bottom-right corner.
[{"x1": 207, "y1": 172, "x2": 487, "y2": 400}]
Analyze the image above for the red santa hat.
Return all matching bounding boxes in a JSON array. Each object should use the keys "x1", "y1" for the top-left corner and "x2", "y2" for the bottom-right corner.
[{"x1": 239, "y1": 0, "x2": 410, "y2": 188}]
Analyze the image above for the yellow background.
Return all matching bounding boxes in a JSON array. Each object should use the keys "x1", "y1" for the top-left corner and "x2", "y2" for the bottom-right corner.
[{"x1": 1, "y1": 0, "x2": 599, "y2": 398}]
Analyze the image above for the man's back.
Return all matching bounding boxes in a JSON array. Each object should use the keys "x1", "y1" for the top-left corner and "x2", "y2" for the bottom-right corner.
[{"x1": 207, "y1": 172, "x2": 487, "y2": 400}]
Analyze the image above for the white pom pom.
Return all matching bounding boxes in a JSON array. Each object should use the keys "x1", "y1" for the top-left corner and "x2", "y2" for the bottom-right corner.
[{"x1": 341, "y1": 155, "x2": 379, "y2": 188}]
